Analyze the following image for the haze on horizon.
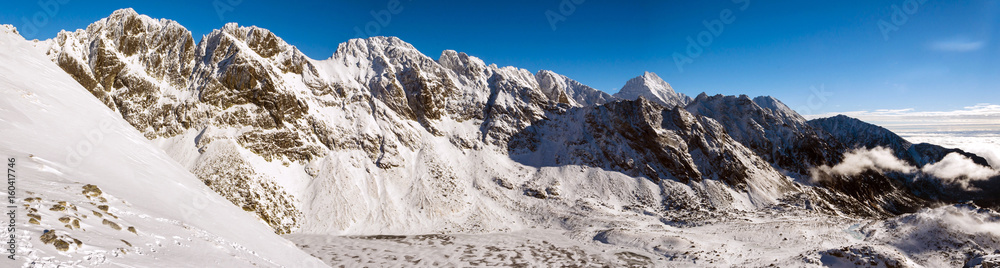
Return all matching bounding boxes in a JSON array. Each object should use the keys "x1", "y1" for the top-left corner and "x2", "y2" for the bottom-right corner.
[{"x1": 1, "y1": 0, "x2": 997, "y2": 132}]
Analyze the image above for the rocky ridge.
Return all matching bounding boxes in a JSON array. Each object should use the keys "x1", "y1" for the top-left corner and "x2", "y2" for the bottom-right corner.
[{"x1": 33, "y1": 9, "x2": 999, "y2": 237}]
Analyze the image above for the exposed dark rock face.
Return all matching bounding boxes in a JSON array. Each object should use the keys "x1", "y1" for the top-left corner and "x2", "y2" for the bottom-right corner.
[
  {"x1": 807, "y1": 114, "x2": 999, "y2": 213},
  {"x1": 613, "y1": 71, "x2": 691, "y2": 107},
  {"x1": 808, "y1": 115, "x2": 990, "y2": 167},
  {"x1": 685, "y1": 95, "x2": 996, "y2": 217},
  {"x1": 535, "y1": 69, "x2": 617, "y2": 107},
  {"x1": 38, "y1": 9, "x2": 1000, "y2": 234}
]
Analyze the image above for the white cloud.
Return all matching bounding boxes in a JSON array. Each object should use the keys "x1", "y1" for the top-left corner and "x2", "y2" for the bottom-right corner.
[
  {"x1": 930, "y1": 40, "x2": 986, "y2": 52},
  {"x1": 811, "y1": 147, "x2": 915, "y2": 183},
  {"x1": 811, "y1": 103, "x2": 1000, "y2": 118},
  {"x1": 921, "y1": 152, "x2": 999, "y2": 191}
]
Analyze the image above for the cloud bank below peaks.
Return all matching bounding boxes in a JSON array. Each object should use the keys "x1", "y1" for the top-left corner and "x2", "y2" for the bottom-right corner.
[
  {"x1": 810, "y1": 147, "x2": 1000, "y2": 191},
  {"x1": 922, "y1": 153, "x2": 1000, "y2": 191},
  {"x1": 810, "y1": 147, "x2": 915, "y2": 183}
]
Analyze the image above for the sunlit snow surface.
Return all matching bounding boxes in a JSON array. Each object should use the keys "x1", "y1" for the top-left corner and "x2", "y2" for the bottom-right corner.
[
  {"x1": 899, "y1": 130, "x2": 1000, "y2": 169},
  {"x1": 287, "y1": 121, "x2": 999, "y2": 266},
  {"x1": 3, "y1": 19, "x2": 1000, "y2": 267}
]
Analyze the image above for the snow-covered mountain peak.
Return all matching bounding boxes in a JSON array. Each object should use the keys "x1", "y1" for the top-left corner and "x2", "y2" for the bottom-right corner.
[
  {"x1": 14, "y1": 8, "x2": 1000, "y2": 266},
  {"x1": 533, "y1": 69, "x2": 616, "y2": 106},
  {"x1": 743, "y1": 95, "x2": 803, "y2": 122},
  {"x1": 534, "y1": 70, "x2": 576, "y2": 105},
  {"x1": 438, "y1": 49, "x2": 488, "y2": 78},
  {"x1": 685, "y1": 93, "x2": 845, "y2": 177},
  {"x1": 94, "y1": 8, "x2": 146, "y2": 27},
  {"x1": 200, "y1": 22, "x2": 309, "y2": 75},
  {"x1": 89, "y1": 8, "x2": 187, "y2": 42},
  {"x1": 214, "y1": 22, "x2": 283, "y2": 43},
  {"x1": 641, "y1": 70, "x2": 658, "y2": 80},
  {"x1": 630, "y1": 71, "x2": 674, "y2": 93},
  {"x1": 35, "y1": 9, "x2": 198, "y2": 112},
  {"x1": 335, "y1": 36, "x2": 421, "y2": 58},
  {"x1": 324, "y1": 35, "x2": 441, "y2": 81},
  {"x1": 108, "y1": 7, "x2": 139, "y2": 17},
  {"x1": 613, "y1": 71, "x2": 691, "y2": 107},
  {"x1": 695, "y1": 92, "x2": 710, "y2": 100},
  {"x1": 752, "y1": 95, "x2": 788, "y2": 109}
]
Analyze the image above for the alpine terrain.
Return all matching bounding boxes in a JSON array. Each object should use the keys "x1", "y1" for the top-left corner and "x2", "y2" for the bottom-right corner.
[{"x1": 2, "y1": 9, "x2": 999, "y2": 267}]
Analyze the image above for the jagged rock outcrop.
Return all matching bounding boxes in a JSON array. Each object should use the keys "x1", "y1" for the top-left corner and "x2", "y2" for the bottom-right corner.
[
  {"x1": 40, "y1": 8, "x2": 197, "y2": 135},
  {"x1": 685, "y1": 94, "x2": 844, "y2": 176},
  {"x1": 686, "y1": 96, "x2": 993, "y2": 215},
  {"x1": 509, "y1": 98, "x2": 796, "y2": 211},
  {"x1": 612, "y1": 71, "x2": 691, "y2": 107},
  {"x1": 808, "y1": 115, "x2": 990, "y2": 167},
  {"x1": 807, "y1": 114, "x2": 998, "y2": 213},
  {"x1": 35, "y1": 9, "x2": 999, "y2": 235},
  {"x1": 35, "y1": 9, "x2": 594, "y2": 234},
  {"x1": 534, "y1": 70, "x2": 616, "y2": 106}
]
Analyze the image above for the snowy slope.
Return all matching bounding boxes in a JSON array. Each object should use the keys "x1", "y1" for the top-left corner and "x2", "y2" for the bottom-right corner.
[
  {"x1": 509, "y1": 98, "x2": 796, "y2": 212},
  {"x1": 32, "y1": 8, "x2": 806, "y2": 238},
  {"x1": 686, "y1": 93, "x2": 843, "y2": 177},
  {"x1": 288, "y1": 202, "x2": 1000, "y2": 267},
  {"x1": 0, "y1": 24, "x2": 325, "y2": 267},
  {"x1": 534, "y1": 69, "x2": 617, "y2": 106},
  {"x1": 613, "y1": 71, "x2": 692, "y2": 107}
]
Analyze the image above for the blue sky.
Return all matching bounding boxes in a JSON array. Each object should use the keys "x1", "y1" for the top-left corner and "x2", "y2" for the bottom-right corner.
[{"x1": 1, "y1": 0, "x2": 998, "y2": 118}]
